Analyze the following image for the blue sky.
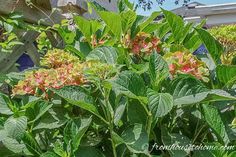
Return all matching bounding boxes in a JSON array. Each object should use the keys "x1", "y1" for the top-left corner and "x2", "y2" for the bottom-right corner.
[{"x1": 133, "y1": 0, "x2": 236, "y2": 15}]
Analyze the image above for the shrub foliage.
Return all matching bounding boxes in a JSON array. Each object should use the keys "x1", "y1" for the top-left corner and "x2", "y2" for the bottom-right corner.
[{"x1": 0, "y1": 1, "x2": 236, "y2": 157}]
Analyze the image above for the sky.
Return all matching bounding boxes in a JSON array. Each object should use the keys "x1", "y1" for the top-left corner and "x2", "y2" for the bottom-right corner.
[{"x1": 133, "y1": 0, "x2": 236, "y2": 15}]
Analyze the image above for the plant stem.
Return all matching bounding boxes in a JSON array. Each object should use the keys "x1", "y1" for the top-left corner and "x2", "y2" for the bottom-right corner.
[
  {"x1": 192, "y1": 123, "x2": 207, "y2": 143},
  {"x1": 109, "y1": 124, "x2": 117, "y2": 157},
  {"x1": 139, "y1": 99, "x2": 152, "y2": 138},
  {"x1": 101, "y1": 87, "x2": 117, "y2": 157},
  {"x1": 147, "y1": 112, "x2": 152, "y2": 138}
]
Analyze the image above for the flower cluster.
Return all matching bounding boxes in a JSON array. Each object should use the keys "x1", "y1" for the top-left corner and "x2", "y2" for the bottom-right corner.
[
  {"x1": 124, "y1": 32, "x2": 161, "y2": 55},
  {"x1": 13, "y1": 50, "x2": 86, "y2": 96},
  {"x1": 40, "y1": 49, "x2": 80, "y2": 68},
  {"x1": 164, "y1": 51, "x2": 209, "y2": 81},
  {"x1": 83, "y1": 60, "x2": 115, "y2": 80},
  {"x1": 12, "y1": 49, "x2": 114, "y2": 96},
  {"x1": 12, "y1": 63, "x2": 86, "y2": 96}
]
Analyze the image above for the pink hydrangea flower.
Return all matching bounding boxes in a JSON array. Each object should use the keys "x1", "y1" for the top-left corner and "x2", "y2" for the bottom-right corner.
[{"x1": 164, "y1": 51, "x2": 209, "y2": 81}]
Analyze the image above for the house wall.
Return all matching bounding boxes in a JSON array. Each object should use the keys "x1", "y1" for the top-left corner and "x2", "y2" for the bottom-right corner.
[
  {"x1": 172, "y1": 3, "x2": 236, "y2": 27},
  {"x1": 206, "y1": 13, "x2": 236, "y2": 26}
]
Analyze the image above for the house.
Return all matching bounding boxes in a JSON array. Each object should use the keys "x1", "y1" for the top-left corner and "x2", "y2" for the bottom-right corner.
[
  {"x1": 170, "y1": 2, "x2": 236, "y2": 27},
  {"x1": 51, "y1": 0, "x2": 118, "y2": 19}
]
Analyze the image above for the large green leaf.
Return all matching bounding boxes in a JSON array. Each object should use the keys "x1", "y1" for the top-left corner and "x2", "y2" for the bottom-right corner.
[
  {"x1": 157, "y1": 22, "x2": 171, "y2": 39},
  {"x1": 121, "y1": 124, "x2": 149, "y2": 154},
  {"x1": 162, "y1": 9, "x2": 184, "y2": 42},
  {"x1": 0, "y1": 93, "x2": 13, "y2": 115},
  {"x1": 4, "y1": 116, "x2": 27, "y2": 140},
  {"x1": 170, "y1": 75, "x2": 208, "y2": 99},
  {"x1": 120, "y1": 10, "x2": 137, "y2": 33},
  {"x1": 64, "y1": 117, "x2": 92, "y2": 151},
  {"x1": 33, "y1": 108, "x2": 67, "y2": 130},
  {"x1": 52, "y1": 86, "x2": 105, "y2": 123},
  {"x1": 196, "y1": 28, "x2": 223, "y2": 63},
  {"x1": 183, "y1": 31, "x2": 202, "y2": 52},
  {"x1": 127, "y1": 99, "x2": 147, "y2": 126},
  {"x1": 216, "y1": 65, "x2": 236, "y2": 85},
  {"x1": 26, "y1": 101, "x2": 53, "y2": 123},
  {"x1": 181, "y1": 23, "x2": 194, "y2": 43},
  {"x1": 147, "y1": 89, "x2": 173, "y2": 122},
  {"x1": 174, "y1": 89, "x2": 236, "y2": 106},
  {"x1": 118, "y1": 0, "x2": 134, "y2": 12},
  {"x1": 114, "y1": 97, "x2": 127, "y2": 126},
  {"x1": 162, "y1": 127, "x2": 191, "y2": 157},
  {"x1": 86, "y1": 46, "x2": 118, "y2": 64},
  {"x1": 22, "y1": 132, "x2": 42, "y2": 156},
  {"x1": 142, "y1": 23, "x2": 161, "y2": 33},
  {"x1": 171, "y1": 75, "x2": 236, "y2": 105},
  {"x1": 111, "y1": 71, "x2": 147, "y2": 101},
  {"x1": 202, "y1": 104, "x2": 229, "y2": 144},
  {"x1": 74, "y1": 16, "x2": 101, "y2": 41},
  {"x1": 149, "y1": 52, "x2": 169, "y2": 89},
  {"x1": 137, "y1": 11, "x2": 160, "y2": 33},
  {"x1": 2, "y1": 137, "x2": 26, "y2": 154},
  {"x1": 98, "y1": 11, "x2": 122, "y2": 38}
]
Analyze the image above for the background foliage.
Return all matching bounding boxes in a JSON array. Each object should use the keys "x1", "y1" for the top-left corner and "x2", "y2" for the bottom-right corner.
[{"x1": 0, "y1": 0, "x2": 235, "y2": 157}]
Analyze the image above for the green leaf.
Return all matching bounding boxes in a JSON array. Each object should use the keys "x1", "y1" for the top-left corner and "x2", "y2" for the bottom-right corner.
[
  {"x1": 142, "y1": 23, "x2": 161, "y2": 33},
  {"x1": 118, "y1": 0, "x2": 134, "y2": 11},
  {"x1": 183, "y1": 31, "x2": 202, "y2": 52},
  {"x1": 180, "y1": 23, "x2": 194, "y2": 43},
  {"x1": 76, "y1": 146, "x2": 105, "y2": 157},
  {"x1": 121, "y1": 124, "x2": 149, "y2": 154},
  {"x1": 64, "y1": 117, "x2": 92, "y2": 151},
  {"x1": 162, "y1": 9, "x2": 184, "y2": 42},
  {"x1": 114, "y1": 97, "x2": 127, "y2": 126},
  {"x1": 202, "y1": 104, "x2": 229, "y2": 144},
  {"x1": 53, "y1": 141, "x2": 67, "y2": 157},
  {"x1": 22, "y1": 132, "x2": 42, "y2": 156},
  {"x1": 171, "y1": 75, "x2": 236, "y2": 105},
  {"x1": 74, "y1": 16, "x2": 101, "y2": 41},
  {"x1": 33, "y1": 108, "x2": 67, "y2": 130},
  {"x1": 90, "y1": 20, "x2": 102, "y2": 35},
  {"x1": 40, "y1": 152, "x2": 59, "y2": 157},
  {"x1": 65, "y1": 45, "x2": 85, "y2": 60},
  {"x1": 86, "y1": 46, "x2": 118, "y2": 64},
  {"x1": 111, "y1": 71, "x2": 147, "y2": 101},
  {"x1": 74, "y1": 16, "x2": 90, "y2": 38},
  {"x1": 4, "y1": 116, "x2": 27, "y2": 140},
  {"x1": 196, "y1": 28, "x2": 223, "y2": 63},
  {"x1": 0, "y1": 93, "x2": 13, "y2": 115},
  {"x1": 60, "y1": 30, "x2": 76, "y2": 45},
  {"x1": 157, "y1": 22, "x2": 171, "y2": 39},
  {"x1": 120, "y1": 10, "x2": 137, "y2": 33},
  {"x1": 229, "y1": 152, "x2": 236, "y2": 157},
  {"x1": 27, "y1": 101, "x2": 53, "y2": 123},
  {"x1": 2, "y1": 137, "x2": 25, "y2": 154},
  {"x1": 162, "y1": 127, "x2": 191, "y2": 157},
  {"x1": 149, "y1": 52, "x2": 169, "y2": 89},
  {"x1": 98, "y1": 11, "x2": 122, "y2": 38},
  {"x1": 127, "y1": 100, "x2": 147, "y2": 126},
  {"x1": 175, "y1": 89, "x2": 236, "y2": 106},
  {"x1": 171, "y1": 75, "x2": 208, "y2": 99},
  {"x1": 216, "y1": 65, "x2": 236, "y2": 85},
  {"x1": 137, "y1": 12, "x2": 160, "y2": 33},
  {"x1": 52, "y1": 86, "x2": 105, "y2": 123},
  {"x1": 147, "y1": 89, "x2": 174, "y2": 122}
]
